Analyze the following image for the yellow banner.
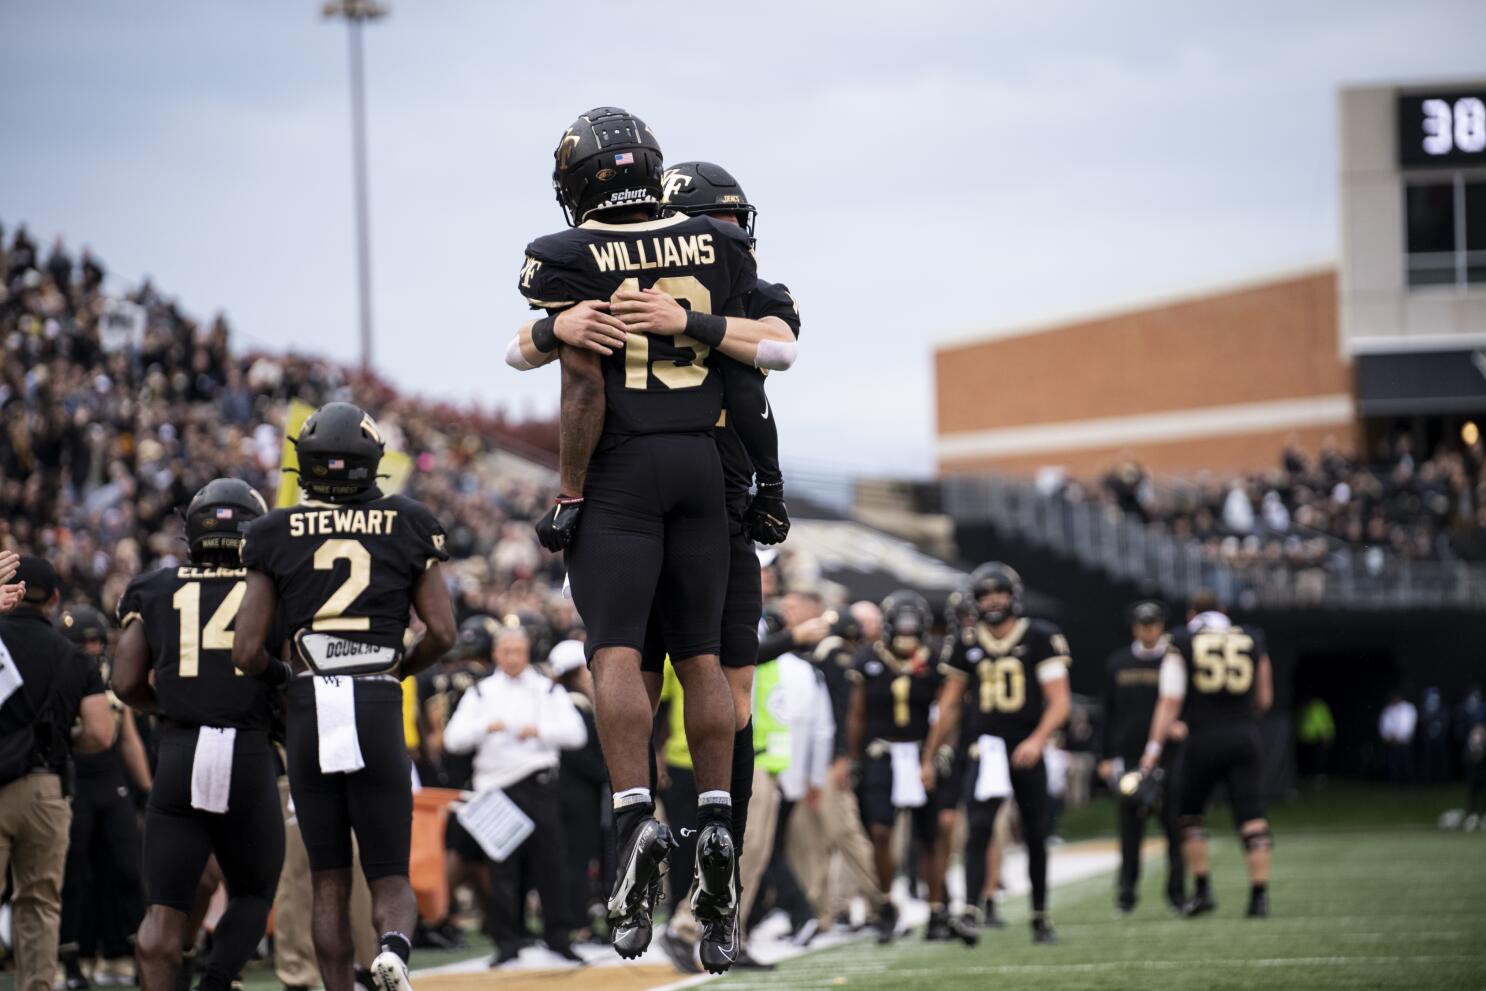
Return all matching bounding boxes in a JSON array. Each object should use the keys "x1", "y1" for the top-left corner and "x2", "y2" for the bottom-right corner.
[
  {"x1": 381, "y1": 449, "x2": 413, "y2": 495},
  {"x1": 276, "y1": 399, "x2": 317, "y2": 508}
]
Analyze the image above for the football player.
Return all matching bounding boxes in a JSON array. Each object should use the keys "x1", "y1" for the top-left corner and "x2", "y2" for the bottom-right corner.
[
  {"x1": 509, "y1": 108, "x2": 792, "y2": 971},
  {"x1": 845, "y1": 591, "x2": 947, "y2": 945},
  {"x1": 111, "y1": 479, "x2": 286, "y2": 991},
  {"x1": 1099, "y1": 601, "x2": 1185, "y2": 914},
  {"x1": 1142, "y1": 591, "x2": 1274, "y2": 918},
  {"x1": 923, "y1": 563, "x2": 1071, "y2": 945},
  {"x1": 232, "y1": 403, "x2": 457, "y2": 991}
]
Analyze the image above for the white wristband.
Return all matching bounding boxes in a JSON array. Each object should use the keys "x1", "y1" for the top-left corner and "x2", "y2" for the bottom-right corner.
[{"x1": 1143, "y1": 741, "x2": 1162, "y2": 759}]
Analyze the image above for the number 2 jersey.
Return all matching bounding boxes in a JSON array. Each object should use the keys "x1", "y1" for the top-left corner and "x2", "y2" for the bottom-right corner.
[
  {"x1": 940, "y1": 617, "x2": 1072, "y2": 747},
  {"x1": 117, "y1": 565, "x2": 274, "y2": 731},
  {"x1": 1166, "y1": 623, "x2": 1268, "y2": 728},
  {"x1": 518, "y1": 212, "x2": 758, "y2": 436},
  {"x1": 240, "y1": 487, "x2": 449, "y2": 656}
]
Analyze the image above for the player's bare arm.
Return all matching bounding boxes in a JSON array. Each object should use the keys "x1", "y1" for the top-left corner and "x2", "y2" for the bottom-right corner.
[
  {"x1": 506, "y1": 301, "x2": 631, "y2": 370},
  {"x1": 611, "y1": 287, "x2": 796, "y2": 369},
  {"x1": 399, "y1": 563, "x2": 457, "y2": 678},
  {"x1": 922, "y1": 676, "x2": 967, "y2": 787},
  {"x1": 111, "y1": 618, "x2": 155, "y2": 711},
  {"x1": 231, "y1": 569, "x2": 278, "y2": 677},
  {"x1": 1255, "y1": 654, "x2": 1274, "y2": 715},
  {"x1": 1013, "y1": 673, "x2": 1070, "y2": 769}
]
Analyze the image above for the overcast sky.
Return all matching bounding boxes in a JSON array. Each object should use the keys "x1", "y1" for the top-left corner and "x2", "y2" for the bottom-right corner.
[{"x1": 4, "y1": 1, "x2": 1483, "y2": 479}]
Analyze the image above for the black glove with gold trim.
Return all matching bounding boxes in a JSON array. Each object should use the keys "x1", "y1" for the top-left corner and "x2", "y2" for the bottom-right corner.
[
  {"x1": 746, "y1": 482, "x2": 790, "y2": 545},
  {"x1": 536, "y1": 495, "x2": 584, "y2": 551}
]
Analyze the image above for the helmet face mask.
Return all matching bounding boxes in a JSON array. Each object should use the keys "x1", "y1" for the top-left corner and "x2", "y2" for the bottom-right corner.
[
  {"x1": 292, "y1": 402, "x2": 385, "y2": 502},
  {"x1": 185, "y1": 477, "x2": 269, "y2": 567},
  {"x1": 969, "y1": 562, "x2": 1024, "y2": 625},
  {"x1": 880, "y1": 590, "x2": 932, "y2": 659},
  {"x1": 60, "y1": 603, "x2": 109, "y2": 654},
  {"x1": 553, "y1": 107, "x2": 665, "y2": 226},
  {"x1": 659, "y1": 161, "x2": 757, "y2": 239}
]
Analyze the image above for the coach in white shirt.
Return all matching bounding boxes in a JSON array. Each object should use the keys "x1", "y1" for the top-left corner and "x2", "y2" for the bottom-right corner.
[{"x1": 443, "y1": 627, "x2": 586, "y2": 965}]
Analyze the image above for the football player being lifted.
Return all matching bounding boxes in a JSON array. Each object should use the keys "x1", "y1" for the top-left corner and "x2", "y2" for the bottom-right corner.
[
  {"x1": 1143, "y1": 591, "x2": 1274, "y2": 918},
  {"x1": 924, "y1": 564, "x2": 1071, "y2": 945},
  {"x1": 233, "y1": 403, "x2": 457, "y2": 991},
  {"x1": 507, "y1": 108, "x2": 794, "y2": 972},
  {"x1": 845, "y1": 592, "x2": 948, "y2": 945},
  {"x1": 112, "y1": 479, "x2": 285, "y2": 991}
]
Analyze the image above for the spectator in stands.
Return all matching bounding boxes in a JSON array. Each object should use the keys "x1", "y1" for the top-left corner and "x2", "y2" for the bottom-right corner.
[
  {"x1": 1379, "y1": 692, "x2": 1418, "y2": 786},
  {"x1": 442, "y1": 627, "x2": 586, "y2": 966}
]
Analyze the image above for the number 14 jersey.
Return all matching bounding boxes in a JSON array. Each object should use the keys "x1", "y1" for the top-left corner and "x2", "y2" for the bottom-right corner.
[
  {"x1": 240, "y1": 487, "x2": 449, "y2": 656},
  {"x1": 518, "y1": 212, "x2": 757, "y2": 436}
]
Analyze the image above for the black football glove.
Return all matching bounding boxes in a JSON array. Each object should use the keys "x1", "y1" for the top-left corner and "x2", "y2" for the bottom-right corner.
[
  {"x1": 535, "y1": 495, "x2": 584, "y2": 551},
  {"x1": 746, "y1": 482, "x2": 790, "y2": 545}
]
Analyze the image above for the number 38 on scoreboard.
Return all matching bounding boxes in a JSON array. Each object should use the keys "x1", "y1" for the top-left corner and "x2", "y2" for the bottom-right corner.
[{"x1": 1399, "y1": 91, "x2": 1486, "y2": 166}]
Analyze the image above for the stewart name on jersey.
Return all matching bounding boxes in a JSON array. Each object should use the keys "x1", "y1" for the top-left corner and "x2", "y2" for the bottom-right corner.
[{"x1": 519, "y1": 212, "x2": 757, "y2": 436}]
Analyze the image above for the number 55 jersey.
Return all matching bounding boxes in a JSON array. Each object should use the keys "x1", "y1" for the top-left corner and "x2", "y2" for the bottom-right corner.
[
  {"x1": 518, "y1": 212, "x2": 757, "y2": 437},
  {"x1": 240, "y1": 487, "x2": 449, "y2": 672}
]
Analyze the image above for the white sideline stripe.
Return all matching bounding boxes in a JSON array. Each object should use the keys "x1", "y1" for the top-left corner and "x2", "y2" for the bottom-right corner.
[
  {"x1": 726, "y1": 954, "x2": 1484, "y2": 980},
  {"x1": 937, "y1": 394, "x2": 1354, "y2": 460}
]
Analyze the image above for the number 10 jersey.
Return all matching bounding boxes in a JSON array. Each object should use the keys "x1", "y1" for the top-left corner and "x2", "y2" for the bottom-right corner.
[{"x1": 518, "y1": 212, "x2": 758, "y2": 437}]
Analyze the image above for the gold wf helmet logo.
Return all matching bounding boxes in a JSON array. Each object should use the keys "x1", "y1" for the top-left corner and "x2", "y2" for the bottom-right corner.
[
  {"x1": 359, "y1": 413, "x2": 383, "y2": 446},
  {"x1": 556, "y1": 130, "x2": 581, "y2": 171},
  {"x1": 660, "y1": 168, "x2": 692, "y2": 203}
]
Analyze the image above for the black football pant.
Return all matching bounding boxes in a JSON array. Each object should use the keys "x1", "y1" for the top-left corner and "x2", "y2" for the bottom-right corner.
[
  {"x1": 964, "y1": 757, "x2": 1050, "y2": 915},
  {"x1": 1116, "y1": 745, "x2": 1184, "y2": 909},
  {"x1": 60, "y1": 774, "x2": 144, "y2": 961},
  {"x1": 487, "y1": 770, "x2": 569, "y2": 955}
]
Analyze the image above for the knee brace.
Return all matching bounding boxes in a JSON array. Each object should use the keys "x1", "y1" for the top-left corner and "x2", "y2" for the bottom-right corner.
[
  {"x1": 1240, "y1": 828, "x2": 1274, "y2": 852},
  {"x1": 1178, "y1": 815, "x2": 1208, "y2": 842}
]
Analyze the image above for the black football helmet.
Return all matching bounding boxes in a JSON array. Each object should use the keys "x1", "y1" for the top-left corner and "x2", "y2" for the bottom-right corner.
[
  {"x1": 185, "y1": 477, "x2": 268, "y2": 566},
  {"x1": 292, "y1": 402, "x2": 384, "y2": 502},
  {"x1": 553, "y1": 107, "x2": 664, "y2": 227},
  {"x1": 659, "y1": 161, "x2": 757, "y2": 238},
  {"x1": 502, "y1": 610, "x2": 553, "y2": 666},
  {"x1": 944, "y1": 585, "x2": 978, "y2": 632},
  {"x1": 880, "y1": 590, "x2": 932, "y2": 647},
  {"x1": 59, "y1": 603, "x2": 110, "y2": 646},
  {"x1": 455, "y1": 614, "x2": 499, "y2": 663},
  {"x1": 969, "y1": 562, "x2": 1023, "y2": 625}
]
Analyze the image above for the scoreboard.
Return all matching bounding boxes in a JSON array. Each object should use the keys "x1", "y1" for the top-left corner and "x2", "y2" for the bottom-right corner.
[{"x1": 1398, "y1": 90, "x2": 1486, "y2": 167}]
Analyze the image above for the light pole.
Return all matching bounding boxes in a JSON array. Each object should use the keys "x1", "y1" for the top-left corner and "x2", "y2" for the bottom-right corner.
[{"x1": 322, "y1": 0, "x2": 386, "y2": 375}]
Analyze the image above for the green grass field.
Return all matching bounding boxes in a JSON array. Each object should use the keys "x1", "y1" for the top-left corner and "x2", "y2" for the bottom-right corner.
[{"x1": 707, "y1": 829, "x2": 1486, "y2": 991}]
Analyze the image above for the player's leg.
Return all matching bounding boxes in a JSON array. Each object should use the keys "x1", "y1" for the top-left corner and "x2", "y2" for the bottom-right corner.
[
  {"x1": 57, "y1": 783, "x2": 97, "y2": 990},
  {"x1": 857, "y1": 754, "x2": 899, "y2": 942},
  {"x1": 1228, "y1": 728, "x2": 1272, "y2": 917},
  {"x1": 914, "y1": 800, "x2": 952, "y2": 941},
  {"x1": 202, "y1": 742, "x2": 285, "y2": 991},
  {"x1": 720, "y1": 527, "x2": 762, "y2": 867},
  {"x1": 1176, "y1": 734, "x2": 1219, "y2": 917},
  {"x1": 136, "y1": 740, "x2": 215, "y2": 991},
  {"x1": 962, "y1": 794, "x2": 1001, "y2": 930},
  {"x1": 1161, "y1": 744, "x2": 1187, "y2": 909},
  {"x1": 1013, "y1": 759, "x2": 1056, "y2": 943},
  {"x1": 1116, "y1": 786, "x2": 1143, "y2": 912}
]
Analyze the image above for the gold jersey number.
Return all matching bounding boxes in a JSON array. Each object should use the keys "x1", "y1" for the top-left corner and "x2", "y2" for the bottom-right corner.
[
  {"x1": 613, "y1": 276, "x2": 713, "y2": 390},
  {"x1": 172, "y1": 581, "x2": 246, "y2": 678},
  {"x1": 976, "y1": 657, "x2": 1027, "y2": 713},
  {"x1": 312, "y1": 539, "x2": 372, "y2": 632},
  {"x1": 1192, "y1": 632, "x2": 1255, "y2": 694},
  {"x1": 890, "y1": 674, "x2": 912, "y2": 727}
]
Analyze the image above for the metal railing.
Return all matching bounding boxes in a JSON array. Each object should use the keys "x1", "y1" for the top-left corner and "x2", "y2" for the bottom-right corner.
[{"x1": 943, "y1": 474, "x2": 1486, "y2": 610}]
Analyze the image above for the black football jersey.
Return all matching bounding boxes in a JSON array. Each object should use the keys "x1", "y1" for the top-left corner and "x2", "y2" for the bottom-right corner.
[
  {"x1": 715, "y1": 278, "x2": 800, "y2": 498},
  {"x1": 118, "y1": 566, "x2": 275, "y2": 731},
  {"x1": 417, "y1": 659, "x2": 489, "y2": 788},
  {"x1": 941, "y1": 617, "x2": 1071, "y2": 745},
  {"x1": 519, "y1": 213, "x2": 757, "y2": 436},
  {"x1": 848, "y1": 642, "x2": 941, "y2": 744},
  {"x1": 240, "y1": 488, "x2": 449, "y2": 654},
  {"x1": 1170, "y1": 624, "x2": 1267, "y2": 726}
]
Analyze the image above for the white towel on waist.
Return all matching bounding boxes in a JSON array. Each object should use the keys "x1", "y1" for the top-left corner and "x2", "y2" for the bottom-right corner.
[
  {"x1": 190, "y1": 727, "x2": 236, "y2": 813},
  {"x1": 974, "y1": 734, "x2": 1012, "y2": 801},
  {"x1": 889, "y1": 741, "x2": 927, "y2": 809},
  {"x1": 314, "y1": 676, "x2": 365, "y2": 774}
]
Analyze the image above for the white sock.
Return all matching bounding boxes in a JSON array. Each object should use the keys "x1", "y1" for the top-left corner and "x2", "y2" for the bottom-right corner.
[
  {"x1": 698, "y1": 790, "x2": 732, "y2": 808},
  {"x1": 613, "y1": 787, "x2": 652, "y2": 810}
]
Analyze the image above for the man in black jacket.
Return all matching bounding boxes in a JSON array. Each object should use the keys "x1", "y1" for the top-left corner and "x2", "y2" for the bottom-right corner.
[
  {"x1": 1098, "y1": 601, "x2": 1184, "y2": 914},
  {"x1": 0, "y1": 557, "x2": 116, "y2": 991}
]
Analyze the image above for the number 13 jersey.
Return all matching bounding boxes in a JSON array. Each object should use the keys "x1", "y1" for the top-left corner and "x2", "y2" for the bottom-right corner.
[
  {"x1": 240, "y1": 487, "x2": 449, "y2": 655},
  {"x1": 518, "y1": 212, "x2": 757, "y2": 436}
]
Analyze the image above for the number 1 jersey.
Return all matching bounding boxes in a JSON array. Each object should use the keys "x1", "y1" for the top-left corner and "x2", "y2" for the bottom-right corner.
[
  {"x1": 518, "y1": 212, "x2": 758, "y2": 436},
  {"x1": 240, "y1": 488, "x2": 449, "y2": 653}
]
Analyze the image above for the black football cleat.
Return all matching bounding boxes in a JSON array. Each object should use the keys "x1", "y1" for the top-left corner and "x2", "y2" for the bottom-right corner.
[
  {"x1": 1181, "y1": 891, "x2": 1217, "y2": 918},
  {"x1": 875, "y1": 902, "x2": 900, "y2": 945},
  {"x1": 1246, "y1": 889, "x2": 1270, "y2": 918},
  {"x1": 948, "y1": 912, "x2": 980, "y2": 947},
  {"x1": 981, "y1": 897, "x2": 1007, "y2": 929},
  {"x1": 691, "y1": 823, "x2": 739, "y2": 974},
  {"x1": 924, "y1": 908, "x2": 952, "y2": 942},
  {"x1": 1031, "y1": 917, "x2": 1058, "y2": 945},
  {"x1": 657, "y1": 927, "x2": 701, "y2": 975},
  {"x1": 607, "y1": 817, "x2": 676, "y2": 959}
]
